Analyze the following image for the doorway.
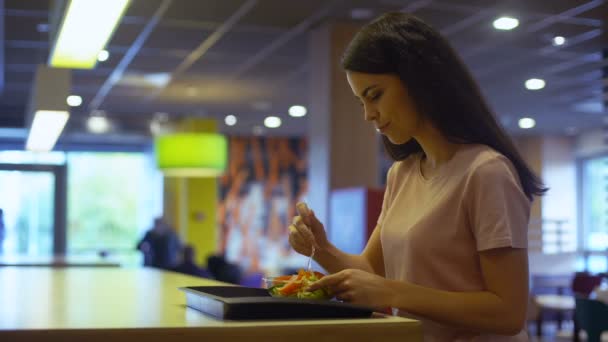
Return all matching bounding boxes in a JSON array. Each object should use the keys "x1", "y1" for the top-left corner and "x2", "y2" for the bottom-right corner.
[{"x1": 0, "y1": 163, "x2": 67, "y2": 257}]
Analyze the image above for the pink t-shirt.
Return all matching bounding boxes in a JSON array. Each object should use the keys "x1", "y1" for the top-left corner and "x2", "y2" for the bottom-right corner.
[{"x1": 379, "y1": 144, "x2": 530, "y2": 342}]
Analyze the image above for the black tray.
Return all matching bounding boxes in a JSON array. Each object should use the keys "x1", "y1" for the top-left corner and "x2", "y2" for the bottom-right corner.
[{"x1": 180, "y1": 286, "x2": 373, "y2": 320}]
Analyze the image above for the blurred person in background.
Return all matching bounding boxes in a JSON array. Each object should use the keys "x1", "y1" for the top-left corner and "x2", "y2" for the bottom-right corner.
[
  {"x1": 207, "y1": 254, "x2": 242, "y2": 284},
  {"x1": 171, "y1": 245, "x2": 211, "y2": 278},
  {"x1": 136, "y1": 217, "x2": 181, "y2": 269},
  {"x1": 289, "y1": 12, "x2": 546, "y2": 342}
]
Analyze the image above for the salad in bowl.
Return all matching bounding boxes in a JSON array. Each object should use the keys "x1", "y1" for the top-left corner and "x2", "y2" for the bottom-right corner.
[{"x1": 264, "y1": 269, "x2": 331, "y2": 300}]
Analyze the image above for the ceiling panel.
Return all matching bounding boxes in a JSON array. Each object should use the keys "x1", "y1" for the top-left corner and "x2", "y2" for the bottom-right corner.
[
  {"x1": 163, "y1": 0, "x2": 246, "y2": 22},
  {"x1": 238, "y1": 0, "x2": 328, "y2": 28},
  {"x1": 0, "y1": 0, "x2": 605, "y2": 137}
]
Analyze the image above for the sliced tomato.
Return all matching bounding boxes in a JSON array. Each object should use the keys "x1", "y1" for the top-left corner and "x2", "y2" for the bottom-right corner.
[
  {"x1": 273, "y1": 274, "x2": 297, "y2": 286},
  {"x1": 278, "y1": 278, "x2": 303, "y2": 295}
]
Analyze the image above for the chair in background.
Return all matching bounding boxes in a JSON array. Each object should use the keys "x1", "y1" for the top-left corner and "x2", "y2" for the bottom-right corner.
[
  {"x1": 572, "y1": 273, "x2": 604, "y2": 342},
  {"x1": 530, "y1": 274, "x2": 574, "y2": 338},
  {"x1": 574, "y1": 298, "x2": 608, "y2": 342},
  {"x1": 571, "y1": 273, "x2": 604, "y2": 297}
]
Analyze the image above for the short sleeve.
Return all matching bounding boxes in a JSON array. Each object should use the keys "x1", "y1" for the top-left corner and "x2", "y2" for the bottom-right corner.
[
  {"x1": 465, "y1": 156, "x2": 530, "y2": 251},
  {"x1": 377, "y1": 164, "x2": 395, "y2": 226}
]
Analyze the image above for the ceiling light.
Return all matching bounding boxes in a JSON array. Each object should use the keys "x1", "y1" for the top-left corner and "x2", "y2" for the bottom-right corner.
[
  {"x1": 118, "y1": 72, "x2": 171, "y2": 88},
  {"x1": 525, "y1": 78, "x2": 546, "y2": 90},
  {"x1": 518, "y1": 117, "x2": 536, "y2": 129},
  {"x1": 552, "y1": 36, "x2": 566, "y2": 46},
  {"x1": 264, "y1": 116, "x2": 281, "y2": 128},
  {"x1": 49, "y1": 0, "x2": 130, "y2": 69},
  {"x1": 224, "y1": 115, "x2": 237, "y2": 126},
  {"x1": 288, "y1": 105, "x2": 307, "y2": 118},
  {"x1": 97, "y1": 49, "x2": 110, "y2": 62},
  {"x1": 87, "y1": 114, "x2": 111, "y2": 134},
  {"x1": 66, "y1": 95, "x2": 82, "y2": 107},
  {"x1": 26, "y1": 110, "x2": 69, "y2": 151},
  {"x1": 155, "y1": 133, "x2": 227, "y2": 178},
  {"x1": 493, "y1": 17, "x2": 519, "y2": 30},
  {"x1": 150, "y1": 112, "x2": 172, "y2": 136}
]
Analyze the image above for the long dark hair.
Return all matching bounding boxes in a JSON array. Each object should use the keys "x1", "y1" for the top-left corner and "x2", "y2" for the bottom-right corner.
[{"x1": 341, "y1": 12, "x2": 547, "y2": 199}]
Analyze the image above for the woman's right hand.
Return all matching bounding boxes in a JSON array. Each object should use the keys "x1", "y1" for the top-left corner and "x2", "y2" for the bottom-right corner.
[{"x1": 288, "y1": 202, "x2": 330, "y2": 256}]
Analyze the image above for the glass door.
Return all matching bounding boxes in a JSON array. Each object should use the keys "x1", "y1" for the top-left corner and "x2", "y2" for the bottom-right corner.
[
  {"x1": 0, "y1": 170, "x2": 54, "y2": 256},
  {"x1": 0, "y1": 164, "x2": 67, "y2": 258}
]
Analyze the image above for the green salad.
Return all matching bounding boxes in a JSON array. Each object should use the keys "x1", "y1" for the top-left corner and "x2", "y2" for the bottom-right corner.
[{"x1": 268, "y1": 270, "x2": 331, "y2": 300}]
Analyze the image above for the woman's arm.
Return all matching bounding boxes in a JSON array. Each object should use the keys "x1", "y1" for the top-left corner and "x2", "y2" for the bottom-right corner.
[
  {"x1": 310, "y1": 247, "x2": 528, "y2": 335},
  {"x1": 314, "y1": 225, "x2": 385, "y2": 276},
  {"x1": 388, "y1": 247, "x2": 528, "y2": 335}
]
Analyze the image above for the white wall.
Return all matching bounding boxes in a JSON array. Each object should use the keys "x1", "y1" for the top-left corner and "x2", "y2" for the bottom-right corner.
[
  {"x1": 529, "y1": 252, "x2": 579, "y2": 275},
  {"x1": 541, "y1": 136, "x2": 578, "y2": 252}
]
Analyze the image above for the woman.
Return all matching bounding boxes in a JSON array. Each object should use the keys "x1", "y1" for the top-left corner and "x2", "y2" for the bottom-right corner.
[{"x1": 289, "y1": 12, "x2": 546, "y2": 341}]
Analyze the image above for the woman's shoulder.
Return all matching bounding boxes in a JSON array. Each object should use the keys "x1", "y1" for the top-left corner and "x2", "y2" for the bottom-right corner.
[{"x1": 458, "y1": 144, "x2": 518, "y2": 182}]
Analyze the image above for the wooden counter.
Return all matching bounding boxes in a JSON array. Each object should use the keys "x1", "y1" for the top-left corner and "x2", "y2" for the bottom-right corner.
[{"x1": 0, "y1": 267, "x2": 422, "y2": 342}]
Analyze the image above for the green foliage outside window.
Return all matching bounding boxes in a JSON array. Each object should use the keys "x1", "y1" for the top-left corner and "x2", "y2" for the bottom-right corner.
[
  {"x1": 583, "y1": 157, "x2": 608, "y2": 251},
  {"x1": 67, "y1": 153, "x2": 148, "y2": 263}
]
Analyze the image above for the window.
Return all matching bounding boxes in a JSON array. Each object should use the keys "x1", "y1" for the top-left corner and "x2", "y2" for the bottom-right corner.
[
  {"x1": 67, "y1": 152, "x2": 163, "y2": 265},
  {"x1": 0, "y1": 150, "x2": 163, "y2": 265},
  {"x1": 581, "y1": 155, "x2": 608, "y2": 273}
]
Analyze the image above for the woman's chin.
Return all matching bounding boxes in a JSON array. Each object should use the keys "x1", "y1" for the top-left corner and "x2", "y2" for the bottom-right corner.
[{"x1": 386, "y1": 134, "x2": 410, "y2": 145}]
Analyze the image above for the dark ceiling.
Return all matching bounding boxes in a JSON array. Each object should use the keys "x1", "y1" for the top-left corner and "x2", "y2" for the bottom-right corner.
[{"x1": 0, "y1": 0, "x2": 606, "y2": 142}]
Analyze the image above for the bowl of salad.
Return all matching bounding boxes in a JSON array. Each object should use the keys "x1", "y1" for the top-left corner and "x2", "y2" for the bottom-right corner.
[{"x1": 264, "y1": 269, "x2": 332, "y2": 300}]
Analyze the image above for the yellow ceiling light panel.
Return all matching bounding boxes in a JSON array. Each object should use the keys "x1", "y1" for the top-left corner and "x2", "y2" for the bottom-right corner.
[{"x1": 49, "y1": 0, "x2": 130, "y2": 69}]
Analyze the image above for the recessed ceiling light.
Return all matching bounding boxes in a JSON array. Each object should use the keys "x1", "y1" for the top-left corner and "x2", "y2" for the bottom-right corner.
[
  {"x1": 525, "y1": 78, "x2": 546, "y2": 90},
  {"x1": 493, "y1": 16, "x2": 519, "y2": 30},
  {"x1": 264, "y1": 116, "x2": 282, "y2": 128},
  {"x1": 552, "y1": 36, "x2": 566, "y2": 46},
  {"x1": 225, "y1": 115, "x2": 237, "y2": 126},
  {"x1": 288, "y1": 105, "x2": 307, "y2": 118},
  {"x1": 97, "y1": 49, "x2": 109, "y2": 62},
  {"x1": 518, "y1": 117, "x2": 536, "y2": 129},
  {"x1": 87, "y1": 114, "x2": 111, "y2": 134},
  {"x1": 66, "y1": 95, "x2": 83, "y2": 107}
]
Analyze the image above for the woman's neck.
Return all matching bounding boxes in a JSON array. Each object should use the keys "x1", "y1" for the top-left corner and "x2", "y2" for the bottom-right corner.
[{"x1": 414, "y1": 122, "x2": 461, "y2": 170}]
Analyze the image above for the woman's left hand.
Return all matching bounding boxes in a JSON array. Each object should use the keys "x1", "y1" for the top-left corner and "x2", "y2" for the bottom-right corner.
[{"x1": 307, "y1": 269, "x2": 396, "y2": 308}]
